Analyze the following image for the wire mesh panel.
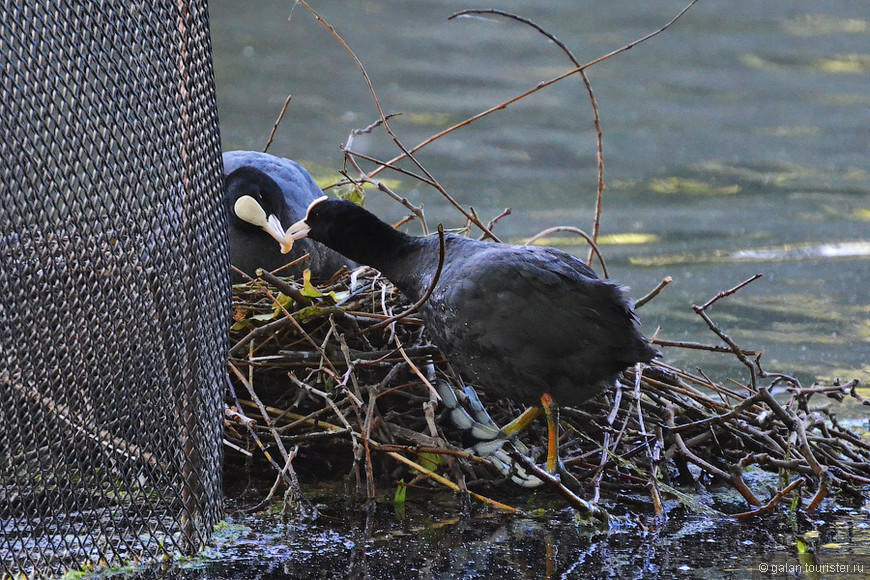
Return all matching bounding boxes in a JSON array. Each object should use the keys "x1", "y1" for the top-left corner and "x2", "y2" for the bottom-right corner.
[{"x1": 0, "y1": 2, "x2": 227, "y2": 577}]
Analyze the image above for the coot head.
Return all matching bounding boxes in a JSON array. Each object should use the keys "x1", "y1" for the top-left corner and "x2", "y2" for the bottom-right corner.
[
  {"x1": 287, "y1": 197, "x2": 411, "y2": 274},
  {"x1": 225, "y1": 166, "x2": 293, "y2": 252},
  {"x1": 222, "y1": 151, "x2": 355, "y2": 280}
]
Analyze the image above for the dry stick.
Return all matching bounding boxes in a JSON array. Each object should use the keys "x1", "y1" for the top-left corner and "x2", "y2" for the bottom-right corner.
[
  {"x1": 652, "y1": 338, "x2": 759, "y2": 355},
  {"x1": 393, "y1": 335, "x2": 439, "y2": 401},
  {"x1": 264, "y1": 93, "x2": 292, "y2": 153},
  {"x1": 257, "y1": 269, "x2": 313, "y2": 306},
  {"x1": 591, "y1": 386, "x2": 621, "y2": 503},
  {"x1": 449, "y1": 9, "x2": 607, "y2": 265},
  {"x1": 253, "y1": 277, "x2": 342, "y2": 377},
  {"x1": 381, "y1": 447, "x2": 519, "y2": 513},
  {"x1": 289, "y1": 371, "x2": 372, "y2": 502},
  {"x1": 363, "y1": 383, "x2": 378, "y2": 501},
  {"x1": 296, "y1": 1, "x2": 499, "y2": 241},
  {"x1": 791, "y1": 410, "x2": 830, "y2": 513},
  {"x1": 634, "y1": 364, "x2": 665, "y2": 519},
  {"x1": 348, "y1": 225, "x2": 445, "y2": 339},
  {"x1": 485, "y1": 208, "x2": 512, "y2": 236},
  {"x1": 524, "y1": 225, "x2": 610, "y2": 279},
  {"x1": 692, "y1": 274, "x2": 764, "y2": 390},
  {"x1": 510, "y1": 452, "x2": 607, "y2": 521},
  {"x1": 664, "y1": 391, "x2": 766, "y2": 434},
  {"x1": 664, "y1": 405, "x2": 762, "y2": 507},
  {"x1": 343, "y1": 140, "x2": 437, "y2": 187},
  {"x1": 342, "y1": 117, "x2": 429, "y2": 233},
  {"x1": 696, "y1": 273, "x2": 763, "y2": 311},
  {"x1": 635, "y1": 276, "x2": 672, "y2": 309},
  {"x1": 3, "y1": 370, "x2": 161, "y2": 470},
  {"x1": 332, "y1": 326, "x2": 377, "y2": 499},
  {"x1": 368, "y1": 1, "x2": 700, "y2": 184},
  {"x1": 730, "y1": 478, "x2": 804, "y2": 520},
  {"x1": 751, "y1": 352, "x2": 803, "y2": 390},
  {"x1": 228, "y1": 364, "x2": 316, "y2": 518},
  {"x1": 229, "y1": 316, "x2": 291, "y2": 359}
]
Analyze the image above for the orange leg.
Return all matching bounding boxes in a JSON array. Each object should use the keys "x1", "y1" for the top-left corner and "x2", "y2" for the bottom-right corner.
[{"x1": 541, "y1": 393, "x2": 559, "y2": 475}]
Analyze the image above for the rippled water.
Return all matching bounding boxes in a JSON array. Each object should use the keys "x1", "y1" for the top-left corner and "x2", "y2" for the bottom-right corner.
[
  {"x1": 123, "y1": 486, "x2": 870, "y2": 579},
  {"x1": 202, "y1": 2, "x2": 870, "y2": 577}
]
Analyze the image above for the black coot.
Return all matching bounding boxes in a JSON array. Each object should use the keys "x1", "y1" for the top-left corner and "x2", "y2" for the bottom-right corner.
[
  {"x1": 223, "y1": 151, "x2": 353, "y2": 280},
  {"x1": 286, "y1": 197, "x2": 658, "y2": 472}
]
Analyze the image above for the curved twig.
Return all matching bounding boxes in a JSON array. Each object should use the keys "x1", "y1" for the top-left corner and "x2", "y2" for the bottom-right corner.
[
  {"x1": 347, "y1": 224, "x2": 446, "y2": 339},
  {"x1": 368, "y1": 1, "x2": 700, "y2": 184},
  {"x1": 524, "y1": 225, "x2": 609, "y2": 279},
  {"x1": 635, "y1": 276, "x2": 672, "y2": 308},
  {"x1": 296, "y1": 1, "x2": 499, "y2": 241},
  {"x1": 264, "y1": 93, "x2": 292, "y2": 153},
  {"x1": 449, "y1": 9, "x2": 607, "y2": 264}
]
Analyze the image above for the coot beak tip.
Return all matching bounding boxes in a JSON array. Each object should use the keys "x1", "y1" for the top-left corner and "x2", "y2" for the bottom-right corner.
[{"x1": 284, "y1": 219, "x2": 311, "y2": 249}]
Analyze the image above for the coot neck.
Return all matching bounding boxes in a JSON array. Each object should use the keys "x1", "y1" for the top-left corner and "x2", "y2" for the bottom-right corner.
[{"x1": 319, "y1": 215, "x2": 402, "y2": 269}]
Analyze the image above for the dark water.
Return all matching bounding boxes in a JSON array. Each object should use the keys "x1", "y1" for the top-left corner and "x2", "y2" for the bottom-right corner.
[
  {"x1": 201, "y1": 1, "x2": 870, "y2": 578},
  {"x1": 121, "y1": 490, "x2": 870, "y2": 579}
]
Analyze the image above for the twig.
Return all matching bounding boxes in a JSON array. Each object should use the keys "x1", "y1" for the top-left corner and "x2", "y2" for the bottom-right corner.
[
  {"x1": 651, "y1": 338, "x2": 759, "y2": 355},
  {"x1": 348, "y1": 225, "x2": 445, "y2": 338},
  {"x1": 382, "y1": 448, "x2": 519, "y2": 513},
  {"x1": 635, "y1": 276, "x2": 672, "y2": 308},
  {"x1": 264, "y1": 93, "x2": 292, "y2": 153},
  {"x1": 342, "y1": 116, "x2": 429, "y2": 233},
  {"x1": 296, "y1": 0, "x2": 499, "y2": 241},
  {"x1": 691, "y1": 275, "x2": 764, "y2": 390},
  {"x1": 695, "y1": 273, "x2": 763, "y2": 312},
  {"x1": 449, "y1": 9, "x2": 608, "y2": 262},
  {"x1": 524, "y1": 225, "x2": 609, "y2": 279},
  {"x1": 510, "y1": 452, "x2": 608, "y2": 521},
  {"x1": 665, "y1": 405, "x2": 762, "y2": 507},
  {"x1": 3, "y1": 370, "x2": 161, "y2": 470},
  {"x1": 730, "y1": 478, "x2": 804, "y2": 520},
  {"x1": 368, "y1": 1, "x2": 700, "y2": 185},
  {"x1": 257, "y1": 269, "x2": 313, "y2": 306},
  {"x1": 229, "y1": 361, "x2": 317, "y2": 519}
]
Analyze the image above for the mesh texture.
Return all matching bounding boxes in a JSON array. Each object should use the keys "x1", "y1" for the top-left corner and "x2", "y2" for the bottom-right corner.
[{"x1": 0, "y1": 2, "x2": 227, "y2": 577}]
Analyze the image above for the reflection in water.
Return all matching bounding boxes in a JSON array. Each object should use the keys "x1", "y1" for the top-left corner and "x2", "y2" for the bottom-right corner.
[{"x1": 125, "y1": 498, "x2": 870, "y2": 579}]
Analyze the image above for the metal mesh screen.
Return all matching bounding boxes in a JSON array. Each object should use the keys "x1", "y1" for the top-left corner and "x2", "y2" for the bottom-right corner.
[{"x1": 0, "y1": 2, "x2": 227, "y2": 577}]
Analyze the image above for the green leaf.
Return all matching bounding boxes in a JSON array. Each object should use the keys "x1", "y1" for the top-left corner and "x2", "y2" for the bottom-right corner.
[
  {"x1": 300, "y1": 269, "x2": 349, "y2": 303},
  {"x1": 250, "y1": 312, "x2": 278, "y2": 322},
  {"x1": 301, "y1": 269, "x2": 325, "y2": 298},
  {"x1": 394, "y1": 480, "x2": 407, "y2": 520},
  {"x1": 418, "y1": 452, "x2": 442, "y2": 472}
]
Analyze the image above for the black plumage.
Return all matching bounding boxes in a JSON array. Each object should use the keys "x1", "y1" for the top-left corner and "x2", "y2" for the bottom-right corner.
[
  {"x1": 222, "y1": 151, "x2": 353, "y2": 280},
  {"x1": 287, "y1": 198, "x2": 658, "y2": 407}
]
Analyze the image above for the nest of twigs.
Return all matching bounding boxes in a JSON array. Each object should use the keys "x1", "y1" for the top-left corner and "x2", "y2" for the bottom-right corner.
[{"x1": 224, "y1": 264, "x2": 870, "y2": 520}]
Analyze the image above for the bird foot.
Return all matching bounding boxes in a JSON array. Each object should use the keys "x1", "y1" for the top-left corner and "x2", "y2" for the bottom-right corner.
[{"x1": 436, "y1": 380, "x2": 543, "y2": 487}]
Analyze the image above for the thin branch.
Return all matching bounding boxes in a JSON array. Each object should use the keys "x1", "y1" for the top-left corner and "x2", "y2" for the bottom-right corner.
[
  {"x1": 449, "y1": 8, "x2": 608, "y2": 264},
  {"x1": 368, "y1": 1, "x2": 700, "y2": 184},
  {"x1": 296, "y1": 0, "x2": 499, "y2": 240},
  {"x1": 524, "y1": 225, "x2": 609, "y2": 278},
  {"x1": 348, "y1": 225, "x2": 445, "y2": 338},
  {"x1": 635, "y1": 276, "x2": 672, "y2": 308},
  {"x1": 264, "y1": 94, "x2": 292, "y2": 153}
]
